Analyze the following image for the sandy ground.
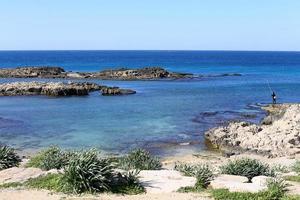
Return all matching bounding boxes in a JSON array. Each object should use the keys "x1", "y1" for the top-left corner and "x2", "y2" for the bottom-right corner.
[{"x1": 0, "y1": 189, "x2": 212, "y2": 200}]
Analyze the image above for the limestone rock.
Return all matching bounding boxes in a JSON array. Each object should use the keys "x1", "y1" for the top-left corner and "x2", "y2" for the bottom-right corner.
[
  {"x1": 0, "y1": 167, "x2": 58, "y2": 184},
  {"x1": 205, "y1": 104, "x2": 300, "y2": 157},
  {"x1": 210, "y1": 174, "x2": 268, "y2": 193},
  {"x1": 139, "y1": 170, "x2": 196, "y2": 193}
]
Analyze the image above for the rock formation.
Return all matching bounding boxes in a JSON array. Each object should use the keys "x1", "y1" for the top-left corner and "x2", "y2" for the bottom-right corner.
[
  {"x1": 205, "y1": 104, "x2": 300, "y2": 157},
  {"x1": 0, "y1": 67, "x2": 65, "y2": 78},
  {"x1": 91, "y1": 67, "x2": 193, "y2": 80},
  {"x1": 101, "y1": 86, "x2": 136, "y2": 96},
  {"x1": 0, "y1": 66, "x2": 193, "y2": 80},
  {"x1": 0, "y1": 81, "x2": 136, "y2": 97}
]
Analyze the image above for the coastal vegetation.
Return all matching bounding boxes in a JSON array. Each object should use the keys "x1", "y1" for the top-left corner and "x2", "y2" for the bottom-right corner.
[
  {"x1": 118, "y1": 149, "x2": 162, "y2": 170},
  {"x1": 174, "y1": 162, "x2": 214, "y2": 189},
  {"x1": 220, "y1": 158, "x2": 275, "y2": 181},
  {"x1": 26, "y1": 146, "x2": 70, "y2": 170},
  {"x1": 0, "y1": 145, "x2": 21, "y2": 170},
  {"x1": 4, "y1": 148, "x2": 145, "y2": 195},
  {"x1": 212, "y1": 178, "x2": 289, "y2": 200}
]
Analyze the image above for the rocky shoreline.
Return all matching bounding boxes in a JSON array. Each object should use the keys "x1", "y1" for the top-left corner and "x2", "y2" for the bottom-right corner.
[
  {"x1": 205, "y1": 104, "x2": 300, "y2": 157},
  {"x1": 0, "y1": 66, "x2": 193, "y2": 80},
  {"x1": 0, "y1": 81, "x2": 136, "y2": 96}
]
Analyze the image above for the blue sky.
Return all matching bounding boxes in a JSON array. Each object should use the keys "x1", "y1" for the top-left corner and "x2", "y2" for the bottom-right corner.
[{"x1": 0, "y1": 0, "x2": 300, "y2": 50}]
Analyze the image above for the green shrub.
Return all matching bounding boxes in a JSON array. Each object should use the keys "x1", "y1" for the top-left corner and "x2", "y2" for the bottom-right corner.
[
  {"x1": 110, "y1": 170, "x2": 145, "y2": 195},
  {"x1": 62, "y1": 149, "x2": 113, "y2": 194},
  {"x1": 175, "y1": 162, "x2": 214, "y2": 188},
  {"x1": 220, "y1": 158, "x2": 274, "y2": 181},
  {"x1": 26, "y1": 146, "x2": 70, "y2": 170},
  {"x1": 0, "y1": 145, "x2": 21, "y2": 170},
  {"x1": 118, "y1": 149, "x2": 162, "y2": 170},
  {"x1": 272, "y1": 164, "x2": 290, "y2": 173},
  {"x1": 262, "y1": 178, "x2": 288, "y2": 200},
  {"x1": 292, "y1": 160, "x2": 300, "y2": 174}
]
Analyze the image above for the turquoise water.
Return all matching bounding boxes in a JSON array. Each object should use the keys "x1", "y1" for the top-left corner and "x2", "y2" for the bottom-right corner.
[{"x1": 0, "y1": 51, "x2": 300, "y2": 156}]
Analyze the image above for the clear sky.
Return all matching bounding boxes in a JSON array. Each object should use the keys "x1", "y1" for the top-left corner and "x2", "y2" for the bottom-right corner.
[{"x1": 1, "y1": 0, "x2": 300, "y2": 51}]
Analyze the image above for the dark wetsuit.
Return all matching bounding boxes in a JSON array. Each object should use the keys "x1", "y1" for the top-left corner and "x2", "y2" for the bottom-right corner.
[{"x1": 271, "y1": 92, "x2": 277, "y2": 104}]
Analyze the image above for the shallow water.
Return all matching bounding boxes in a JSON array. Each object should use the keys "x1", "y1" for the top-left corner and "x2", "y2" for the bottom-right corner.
[{"x1": 0, "y1": 51, "x2": 300, "y2": 156}]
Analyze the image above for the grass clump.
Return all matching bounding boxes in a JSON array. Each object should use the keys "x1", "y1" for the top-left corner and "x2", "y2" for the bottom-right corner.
[
  {"x1": 284, "y1": 175, "x2": 300, "y2": 183},
  {"x1": 0, "y1": 145, "x2": 21, "y2": 170},
  {"x1": 211, "y1": 178, "x2": 288, "y2": 200},
  {"x1": 175, "y1": 162, "x2": 214, "y2": 189},
  {"x1": 0, "y1": 182, "x2": 23, "y2": 189},
  {"x1": 62, "y1": 149, "x2": 114, "y2": 194},
  {"x1": 118, "y1": 149, "x2": 162, "y2": 170},
  {"x1": 292, "y1": 160, "x2": 300, "y2": 174},
  {"x1": 220, "y1": 158, "x2": 274, "y2": 181},
  {"x1": 26, "y1": 146, "x2": 71, "y2": 170}
]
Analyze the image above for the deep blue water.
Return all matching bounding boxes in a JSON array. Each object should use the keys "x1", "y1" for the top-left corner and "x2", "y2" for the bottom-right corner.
[{"x1": 0, "y1": 51, "x2": 300, "y2": 156}]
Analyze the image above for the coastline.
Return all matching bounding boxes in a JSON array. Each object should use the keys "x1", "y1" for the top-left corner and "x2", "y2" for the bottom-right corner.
[{"x1": 1, "y1": 103, "x2": 300, "y2": 200}]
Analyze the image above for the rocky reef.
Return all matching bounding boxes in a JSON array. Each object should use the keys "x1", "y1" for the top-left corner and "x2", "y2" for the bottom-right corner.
[
  {"x1": 0, "y1": 66, "x2": 192, "y2": 80},
  {"x1": 0, "y1": 81, "x2": 136, "y2": 96},
  {"x1": 101, "y1": 86, "x2": 136, "y2": 95},
  {"x1": 91, "y1": 67, "x2": 193, "y2": 80},
  {"x1": 0, "y1": 67, "x2": 66, "y2": 78},
  {"x1": 205, "y1": 104, "x2": 300, "y2": 157}
]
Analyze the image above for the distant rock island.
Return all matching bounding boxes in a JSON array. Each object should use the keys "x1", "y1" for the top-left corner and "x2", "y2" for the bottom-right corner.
[
  {"x1": 0, "y1": 81, "x2": 136, "y2": 97},
  {"x1": 0, "y1": 66, "x2": 193, "y2": 80}
]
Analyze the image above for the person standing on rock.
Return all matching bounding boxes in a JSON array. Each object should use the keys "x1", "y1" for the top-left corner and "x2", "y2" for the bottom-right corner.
[{"x1": 271, "y1": 91, "x2": 277, "y2": 104}]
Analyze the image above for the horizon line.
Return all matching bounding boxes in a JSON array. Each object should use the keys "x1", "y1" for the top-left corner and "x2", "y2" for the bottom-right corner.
[{"x1": 0, "y1": 49, "x2": 300, "y2": 53}]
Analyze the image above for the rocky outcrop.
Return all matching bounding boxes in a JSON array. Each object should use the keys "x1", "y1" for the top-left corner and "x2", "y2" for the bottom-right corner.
[
  {"x1": 101, "y1": 86, "x2": 136, "y2": 96},
  {"x1": 0, "y1": 82, "x2": 136, "y2": 97},
  {"x1": 0, "y1": 67, "x2": 65, "y2": 78},
  {"x1": 91, "y1": 67, "x2": 193, "y2": 80},
  {"x1": 205, "y1": 104, "x2": 300, "y2": 157},
  {"x1": 0, "y1": 66, "x2": 193, "y2": 80}
]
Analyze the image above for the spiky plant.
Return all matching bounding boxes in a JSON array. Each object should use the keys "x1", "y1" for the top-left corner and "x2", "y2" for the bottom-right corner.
[
  {"x1": 26, "y1": 146, "x2": 75, "y2": 170},
  {"x1": 0, "y1": 145, "x2": 21, "y2": 170},
  {"x1": 220, "y1": 158, "x2": 274, "y2": 181},
  {"x1": 175, "y1": 162, "x2": 214, "y2": 188},
  {"x1": 62, "y1": 149, "x2": 113, "y2": 194},
  {"x1": 119, "y1": 149, "x2": 162, "y2": 170}
]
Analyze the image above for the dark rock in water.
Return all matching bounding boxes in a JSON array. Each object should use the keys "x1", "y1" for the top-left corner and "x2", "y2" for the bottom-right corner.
[
  {"x1": 0, "y1": 66, "x2": 193, "y2": 80},
  {"x1": 0, "y1": 82, "x2": 101, "y2": 97},
  {"x1": 101, "y1": 86, "x2": 136, "y2": 96},
  {"x1": 92, "y1": 67, "x2": 193, "y2": 80},
  {"x1": 0, "y1": 66, "x2": 65, "y2": 78}
]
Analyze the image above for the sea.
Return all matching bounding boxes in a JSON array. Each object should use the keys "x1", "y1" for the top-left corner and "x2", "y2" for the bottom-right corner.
[{"x1": 0, "y1": 51, "x2": 300, "y2": 156}]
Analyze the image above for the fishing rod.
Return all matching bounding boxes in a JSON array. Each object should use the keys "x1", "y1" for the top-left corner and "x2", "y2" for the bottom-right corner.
[{"x1": 267, "y1": 80, "x2": 273, "y2": 93}]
